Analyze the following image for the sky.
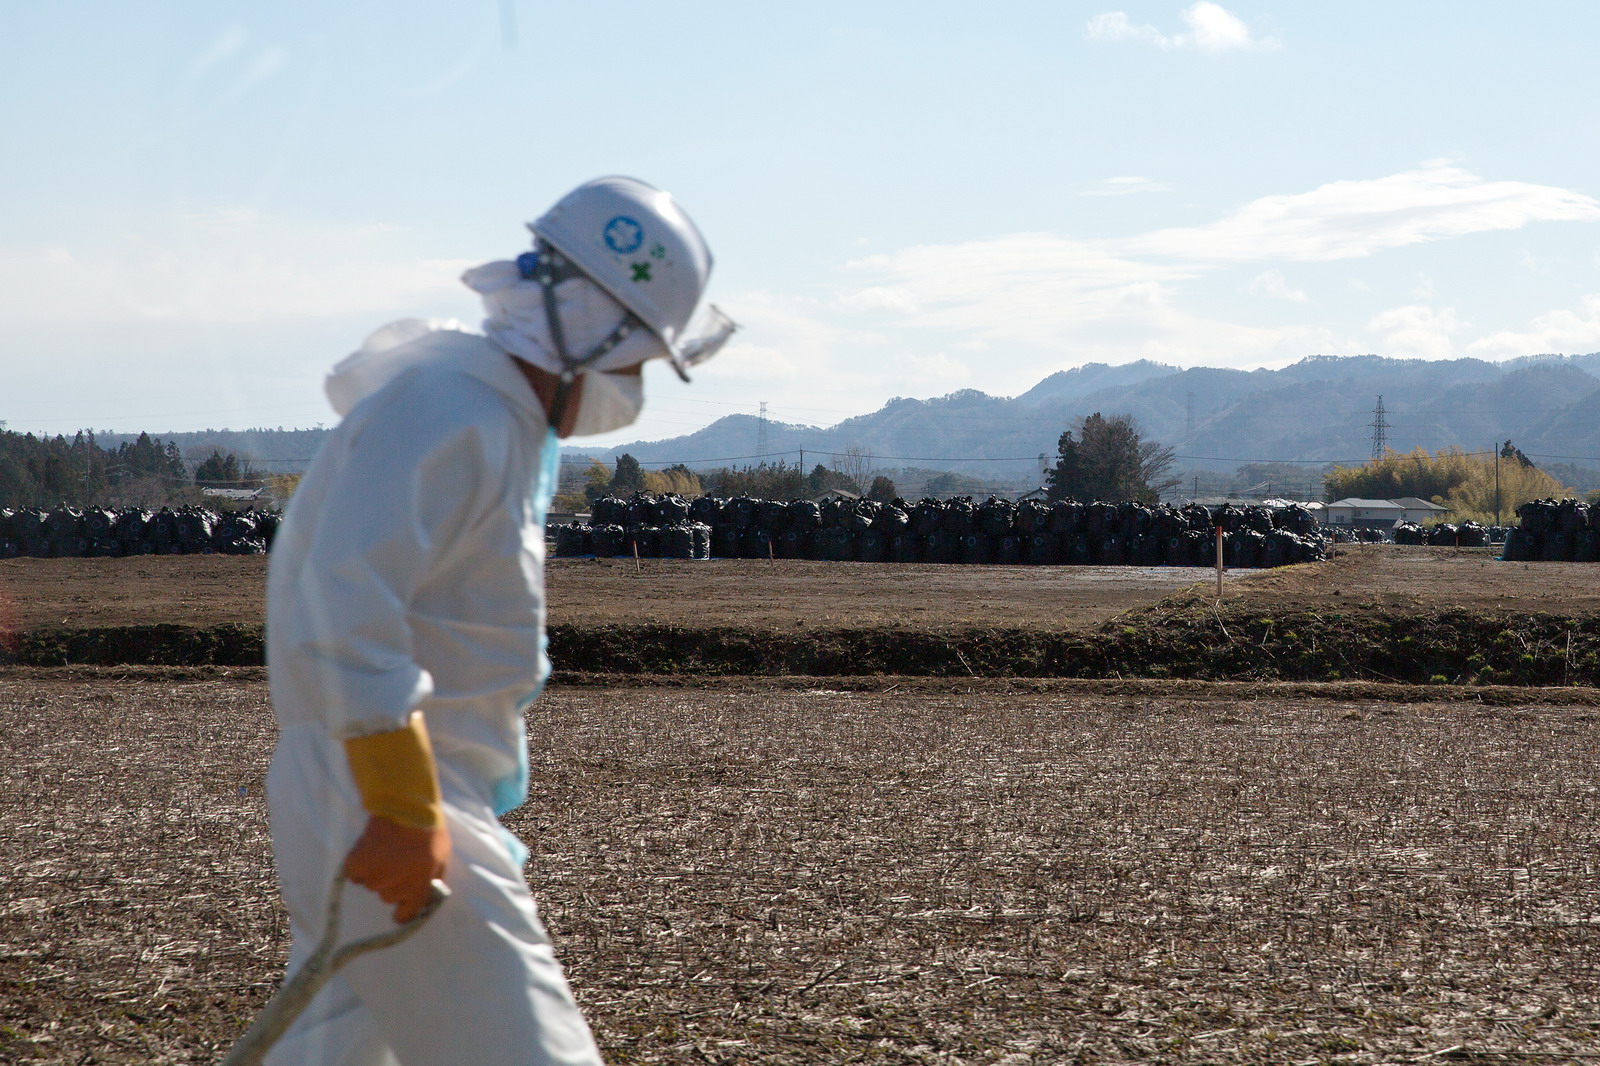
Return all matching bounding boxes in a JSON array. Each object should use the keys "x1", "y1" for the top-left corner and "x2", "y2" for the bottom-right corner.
[{"x1": 3, "y1": 1, "x2": 1599, "y2": 455}]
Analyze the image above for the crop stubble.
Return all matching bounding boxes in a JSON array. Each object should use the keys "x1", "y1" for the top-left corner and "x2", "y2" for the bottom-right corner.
[{"x1": 4, "y1": 675, "x2": 1600, "y2": 1064}]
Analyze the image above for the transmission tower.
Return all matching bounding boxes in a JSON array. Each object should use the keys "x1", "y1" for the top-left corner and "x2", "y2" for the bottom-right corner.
[
  {"x1": 1184, "y1": 390, "x2": 1195, "y2": 446},
  {"x1": 757, "y1": 401, "x2": 769, "y2": 458},
  {"x1": 1369, "y1": 395, "x2": 1388, "y2": 459}
]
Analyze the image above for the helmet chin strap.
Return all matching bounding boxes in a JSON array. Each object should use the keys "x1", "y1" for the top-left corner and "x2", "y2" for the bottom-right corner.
[{"x1": 527, "y1": 242, "x2": 638, "y2": 431}]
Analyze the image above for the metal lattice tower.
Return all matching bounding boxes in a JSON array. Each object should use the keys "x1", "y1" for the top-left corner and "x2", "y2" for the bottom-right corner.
[
  {"x1": 757, "y1": 401, "x2": 769, "y2": 458},
  {"x1": 1184, "y1": 390, "x2": 1196, "y2": 445},
  {"x1": 1369, "y1": 395, "x2": 1389, "y2": 459}
]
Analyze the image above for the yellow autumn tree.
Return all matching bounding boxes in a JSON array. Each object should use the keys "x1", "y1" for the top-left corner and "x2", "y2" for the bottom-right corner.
[
  {"x1": 1324, "y1": 446, "x2": 1572, "y2": 525},
  {"x1": 642, "y1": 466, "x2": 703, "y2": 497},
  {"x1": 1441, "y1": 459, "x2": 1572, "y2": 525},
  {"x1": 266, "y1": 473, "x2": 302, "y2": 505}
]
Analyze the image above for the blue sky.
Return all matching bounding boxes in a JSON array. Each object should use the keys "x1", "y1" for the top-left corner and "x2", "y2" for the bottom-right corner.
[{"x1": 3, "y1": 2, "x2": 1598, "y2": 450}]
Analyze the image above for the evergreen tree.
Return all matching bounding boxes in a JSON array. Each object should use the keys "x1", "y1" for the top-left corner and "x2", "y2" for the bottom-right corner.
[
  {"x1": 1046, "y1": 413, "x2": 1176, "y2": 504},
  {"x1": 700, "y1": 461, "x2": 805, "y2": 499},
  {"x1": 805, "y1": 463, "x2": 857, "y2": 495},
  {"x1": 195, "y1": 450, "x2": 243, "y2": 485},
  {"x1": 867, "y1": 475, "x2": 898, "y2": 501},
  {"x1": 610, "y1": 453, "x2": 646, "y2": 496},
  {"x1": 1044, "y1": 430, "x2": 1081, "y2": 502}
]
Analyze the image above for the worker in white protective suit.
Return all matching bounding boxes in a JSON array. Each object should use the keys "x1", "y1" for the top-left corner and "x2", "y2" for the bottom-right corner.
[{"x1": 263, "y1": 176, "x2": 735, "y2": 1066}]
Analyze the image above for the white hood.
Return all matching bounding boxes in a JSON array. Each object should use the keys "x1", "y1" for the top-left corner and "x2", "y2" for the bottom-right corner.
[{"x1": 324, "y1": 318, "x2": 544, "y2": 424}]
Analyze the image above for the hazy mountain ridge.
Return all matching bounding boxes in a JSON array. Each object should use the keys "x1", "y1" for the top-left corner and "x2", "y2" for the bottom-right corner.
[
  {"x1": 94, "y1": 353, "x2": 1600, "y2": 482},
  {"x1": 604, "y1": 353, "x2": 1600, "y2": 478}
]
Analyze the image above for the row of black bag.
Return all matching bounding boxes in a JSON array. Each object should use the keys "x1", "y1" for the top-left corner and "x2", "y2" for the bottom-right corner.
[
  {"x1": 588, "y1": 494, "x2": 1322, "y2": 539},
  {"x1": 556, "y1": 494, "x2": 1327, "y2": 568},
  {"x1": 1392, "y1": 521, "x2": 1498, "y2": 547},
  {"x1": 0, "y1": 506, "x2": 280, "y2": 558}
]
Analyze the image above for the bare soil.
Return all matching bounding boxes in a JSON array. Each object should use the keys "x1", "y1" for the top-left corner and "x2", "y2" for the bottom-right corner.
[
  {"x1": 0, "y1": 555, "x2": 1217, "y2": 634},
  {"x1": 4, "y1": 546, "x2": 1596, "y2": 636},
  {"x1": 6, "y1": 675, "x2": 1600, "y2": 1065}
]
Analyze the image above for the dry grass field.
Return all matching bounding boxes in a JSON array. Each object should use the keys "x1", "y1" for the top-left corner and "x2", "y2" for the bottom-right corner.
[{"x1": 6, "y1": 671, "x2": 1600, "y2": 1064}]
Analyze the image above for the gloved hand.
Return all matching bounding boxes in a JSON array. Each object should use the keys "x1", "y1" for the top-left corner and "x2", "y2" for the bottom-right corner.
[
  {"x1": 342, "y1": 711, "x2": 451, "y2": 923},
  {"x1": 343, "y1": 815, "x2": 450, "y2": 923}
]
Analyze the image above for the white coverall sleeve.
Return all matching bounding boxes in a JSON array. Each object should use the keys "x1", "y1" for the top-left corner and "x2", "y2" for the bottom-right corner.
[{"x1": 279, "y1": 377, "x2": 509, "y2": 739}]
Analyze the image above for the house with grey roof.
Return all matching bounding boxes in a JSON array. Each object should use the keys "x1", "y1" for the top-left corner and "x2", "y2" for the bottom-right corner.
[{"x1": 1324, "y1": 497, "x2": 1448, "y2": 529}]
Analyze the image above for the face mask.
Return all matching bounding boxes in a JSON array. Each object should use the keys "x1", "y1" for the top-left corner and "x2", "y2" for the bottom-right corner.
[
  {"x1": 461, "y1": 260, "x2": 667, "y2": 374},
  {"x1": 564, "y1": 370, "x2": 644, "y2": 438}
]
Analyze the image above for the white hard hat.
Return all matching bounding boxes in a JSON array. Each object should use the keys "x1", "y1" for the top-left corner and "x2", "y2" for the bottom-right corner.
[{"x1": 529, "y1": 176, "x2": 734, "y2": 380}]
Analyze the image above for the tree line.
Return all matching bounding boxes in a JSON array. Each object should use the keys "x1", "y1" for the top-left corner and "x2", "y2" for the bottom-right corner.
[
  {"x1": 553, "y1": 412, "x2": 1182, "y2": 511},
  {"x1": 559, "y1": 455, "x2": 902, "y2": 511},
  {"x1": 0, "y1": 428, "x2": 265, "y2": 509}
]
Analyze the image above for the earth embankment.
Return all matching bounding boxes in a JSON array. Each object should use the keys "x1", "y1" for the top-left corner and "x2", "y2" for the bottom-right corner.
[{"x1": 1, "y1": 548, "x2": 1596, "y2": 685}]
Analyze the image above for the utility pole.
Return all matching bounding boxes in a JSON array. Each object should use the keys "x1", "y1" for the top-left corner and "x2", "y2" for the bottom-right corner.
[
  {"x1": 1494, "y1": 442, "x2": 1501, "y2": 527},
  {"x1": 1369, "y1": 396, "x2": 1388, "y2": 459}
]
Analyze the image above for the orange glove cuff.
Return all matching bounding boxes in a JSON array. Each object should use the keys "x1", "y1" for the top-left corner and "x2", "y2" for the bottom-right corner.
[{"x1": 342, "y1": 711, "x2": 444, "y2": 831}]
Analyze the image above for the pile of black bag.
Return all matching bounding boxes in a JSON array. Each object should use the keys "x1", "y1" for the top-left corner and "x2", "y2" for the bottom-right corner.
[
  {"x1": 553, "y1": 494, "x2": 712, "y2": 560},
  {"x1": 0, "y1": 507, "x2": 280, "y2": 558},
  {"x1": 1327, "y1": 527, "x2": 1387, "y2": 544},
  {"x1": 1393, "y1": 521, "x2": 1493, "y2": 547},
  {"x1": 554, "y1": 494, "x2": 1327, "y2": 568},
  {"x1": 1502, "y1": 499, "x2": 1600, "y2": 562}
]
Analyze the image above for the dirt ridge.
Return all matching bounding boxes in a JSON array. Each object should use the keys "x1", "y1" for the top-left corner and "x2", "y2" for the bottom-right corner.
[{"x1": 7, "y1": 606, "x2": 1597, "y2": 685}]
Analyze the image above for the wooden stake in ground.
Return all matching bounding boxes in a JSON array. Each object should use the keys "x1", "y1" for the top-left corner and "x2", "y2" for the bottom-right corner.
[{"x1": 1214, "y1": 525, "x2": 1225, "y2": 600}]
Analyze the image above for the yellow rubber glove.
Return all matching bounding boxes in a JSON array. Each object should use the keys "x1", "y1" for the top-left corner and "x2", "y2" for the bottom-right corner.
[{"x1": 342, "y1": 712, "x2": 451, "y2": 923}]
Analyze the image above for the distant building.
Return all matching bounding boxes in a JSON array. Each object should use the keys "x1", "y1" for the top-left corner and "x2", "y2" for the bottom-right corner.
[
  {"x1": 1324, "y1": 497, "x2": 1447, "y2": 528},
  {"x1": 201, "y1": 487, "x2": 269, "y2": 504}
]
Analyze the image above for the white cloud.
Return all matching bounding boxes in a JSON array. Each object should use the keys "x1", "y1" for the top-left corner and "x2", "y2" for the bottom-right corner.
[
  {"x1": 840, "y1": 232, "x2": 1199, "y2": 348},
  {"x1": 1467, "y1": 295, "x2": 1600, "y2": 358},
  {"x1": 1128, "y1": 163, "x2": 1600, "y2": 263},
  {"x1": 1246, "y1": 270, "x2": 1308, "y2": 303},
  {"x1": 1182, "y1": 2, "x2": 1259, "y2": 52},
  {"x1": 836, "y1": 285, "x2": 922, "y2": 314},
  {"x1": 1079, "y1": 176, "x2": 1172, "y2": 197},
  {"x1": 1085, "y1": 11, "x2": 1169, "y2": 47},
  {"x1": 0, "y1": 210, "x2": 472, "y2": 325},
  {"x1": 1086, "y1": 3, "x2": 1276, "y2": 52},
  {"x1": 826, "y1": 163, "x2": 1600, "y2": 382},
  {"x1": 1367, "y1": 304, "x2": 1463, "y2": 360},
  {"x1": 835, "y1": 166, "x2": 1598, "y2": 358},
  {"x1": 902, "y1": 351, "x2": 971, "y2": 384}
]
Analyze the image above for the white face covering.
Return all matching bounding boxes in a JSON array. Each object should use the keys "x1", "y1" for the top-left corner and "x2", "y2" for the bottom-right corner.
[
  {"x1": 566, "y1": 370, "x2": 645, "y2": 438},
  {"x1": 460, "y1": 260, "x2": 667, "y2": 374}
]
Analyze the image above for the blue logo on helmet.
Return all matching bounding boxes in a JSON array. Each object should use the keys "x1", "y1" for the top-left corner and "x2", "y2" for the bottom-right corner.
[{"x1": 603, "y1": 216, "x2": 644, "y2": 254}]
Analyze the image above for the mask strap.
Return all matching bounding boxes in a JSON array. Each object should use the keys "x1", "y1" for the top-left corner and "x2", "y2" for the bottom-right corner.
[{"x1": 530, "y1": 242, "x2": 638, "y2": 431}]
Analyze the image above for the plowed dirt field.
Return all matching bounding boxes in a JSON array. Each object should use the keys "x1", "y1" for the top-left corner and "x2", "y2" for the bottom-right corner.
[{"x1": 6, "y1": 674, "x2": 1600, "y2": 1065}]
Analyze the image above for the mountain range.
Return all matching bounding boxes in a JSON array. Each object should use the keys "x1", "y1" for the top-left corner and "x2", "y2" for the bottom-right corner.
[
  {"x1": 587, "y1": 352, "x2": 1600, "y2": 481},
  {"x1": 98, "y1": 352, "x2": 1600, "y2": 487}
]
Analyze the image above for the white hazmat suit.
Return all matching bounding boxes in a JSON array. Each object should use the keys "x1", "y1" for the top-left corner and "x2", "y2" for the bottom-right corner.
[
  {"x1": 265, "y1": 305, "x2": 637, "y2": 1066},
  {"x1": 263, "y1": 175, "x2": 730, "y2": 1066}
]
